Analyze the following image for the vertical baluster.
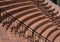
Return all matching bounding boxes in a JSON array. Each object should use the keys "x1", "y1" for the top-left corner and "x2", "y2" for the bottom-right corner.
[
  {"x1": 10, "y1": 22, "x2": 16, "y2": 33},
  {"x1": 22, "y1": 25, "x2": 25, "y2": 37},
  {"x1": 19, "y1": 26, "x2": 22, "y2": 37},
  {"x1": 14, "y1": 22, "x2": 17, "y2": 34},
  {"x1": 32, "y1": 30, "x2": 38, "y2": 42},
  {"x1": 33, "y1": 33, "x2": 36, "y2": 42},
  {"x1": 24, "y1": 28, "x2": 28, "y2": 38},
  {"x1": 23, "y1": 25, "x2": 26, "y2": 38},
  {"x1": 29, "y1": 30, "x2": 33, "y2": 42},
  {"x1": 31, "y1": 30, "x2": 34, "y2": 42},
  {"x1": 10, "y1": 24, "x2": 13, "y2": 32},
  {"x1": 6, "y1": 17, "x2": 10, "y2": 26},
  {"x1": 26, "y1": 29, "x2": 32, "y2": 42},
  {"x1": 19, "y1": 25, "x2": 23, "y2": 37},
  {"x1": 15, "y1": 20, "x2": 19, "y2": 34},
  {"x1": 19, "y1": 28, "x2": 21, "y2": 37},
  {"x1": 32, "y1": 32, "x2": 34, "y2": 42},
  {"x1": 35, "y1": 35, "x2": 39, "y2": 42},
  {"x1": 3, "y1": 17, "x2": 8, "y2": 27},
  {"x1": 34, "y1": 33, "x2": 39, "y2": 42},
  {"x1": 26, "y1": 30, "x2": 29, "y2": 42}
]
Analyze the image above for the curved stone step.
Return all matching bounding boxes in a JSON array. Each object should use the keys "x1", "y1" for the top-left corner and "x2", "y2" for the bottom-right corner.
[{"x1": 0, "y1": 0, "x2": 60, "y2": 42}]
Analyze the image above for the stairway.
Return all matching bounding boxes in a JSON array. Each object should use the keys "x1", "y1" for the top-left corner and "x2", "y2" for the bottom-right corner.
[{"x1": 0, "y1": 0, "x2": 60, "y2": 42}]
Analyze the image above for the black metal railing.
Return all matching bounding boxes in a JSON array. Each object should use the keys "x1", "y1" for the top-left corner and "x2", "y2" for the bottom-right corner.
[{"x1": 0, "y1": 8, "x2": 51, "y2": 42}]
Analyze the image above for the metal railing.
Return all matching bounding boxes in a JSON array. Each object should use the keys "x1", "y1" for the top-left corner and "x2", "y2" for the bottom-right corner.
[{"x1": 0, "y1": 8, "x2": 51, "y2": 42}]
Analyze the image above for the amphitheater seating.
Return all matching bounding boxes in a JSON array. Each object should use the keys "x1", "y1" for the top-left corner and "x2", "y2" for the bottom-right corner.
[{"x1": 0, "y1": 0, "x2": 60, "y2": 42}]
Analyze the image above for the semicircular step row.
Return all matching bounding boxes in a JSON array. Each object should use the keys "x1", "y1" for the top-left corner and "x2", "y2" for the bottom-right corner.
[
  {"x1": 34, "y1": 0, "x2": 60, "y2": 42},
  {"x1": 2, "y1": 0, "x2": 51, "y2": 42},
  {"x1": 0, "y1": 0, "x2": 60, "y2": 42}
]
